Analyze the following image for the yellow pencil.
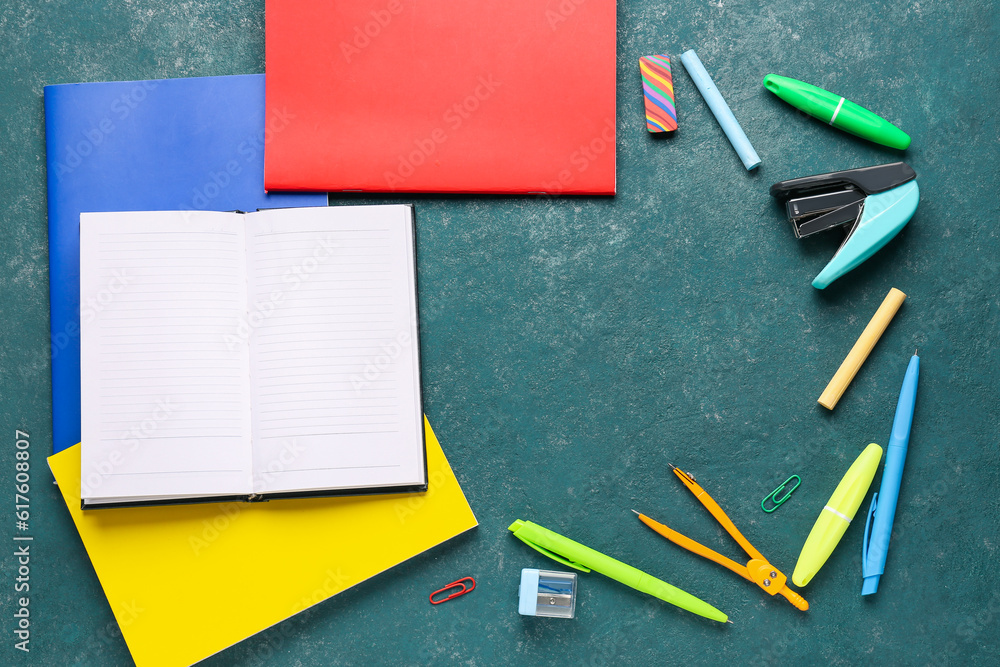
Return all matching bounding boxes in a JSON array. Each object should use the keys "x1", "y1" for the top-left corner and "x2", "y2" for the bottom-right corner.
[{"x1": 818, "y1": 288, "x2": 906, "y2": 410}]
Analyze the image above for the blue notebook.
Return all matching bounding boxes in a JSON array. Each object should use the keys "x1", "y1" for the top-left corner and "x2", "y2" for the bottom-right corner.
[{"x1": 45, "y1": 74, "x2": 327, "y2": 454}]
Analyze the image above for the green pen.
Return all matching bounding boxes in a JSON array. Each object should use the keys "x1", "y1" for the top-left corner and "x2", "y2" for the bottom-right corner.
[
  {"x1": 508, "y1": 519, "x2": 729, "y2": 623},
  {"x1": 763, "y1": 74, "x2": 911, "y2": 150}
]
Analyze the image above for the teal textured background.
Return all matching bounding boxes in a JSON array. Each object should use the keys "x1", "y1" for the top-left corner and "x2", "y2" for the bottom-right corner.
[{"x1": 2, "y1": 1, "x2": 999, "y2": 665}]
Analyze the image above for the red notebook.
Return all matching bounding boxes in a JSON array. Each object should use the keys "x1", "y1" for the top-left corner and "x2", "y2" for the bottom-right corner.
[{"x1": 265, "y1": 0, "x2": 616, "y2": 194}]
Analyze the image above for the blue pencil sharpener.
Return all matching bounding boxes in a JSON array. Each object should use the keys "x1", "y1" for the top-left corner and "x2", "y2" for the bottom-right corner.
[{"x1": 518, "y1": 568, "x2": 577, "y2": 619}]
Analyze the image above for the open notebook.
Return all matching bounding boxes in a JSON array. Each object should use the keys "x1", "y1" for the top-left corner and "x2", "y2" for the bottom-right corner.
[{"x1": 79, "y1": 205, "x2": 425, "y2": 507}]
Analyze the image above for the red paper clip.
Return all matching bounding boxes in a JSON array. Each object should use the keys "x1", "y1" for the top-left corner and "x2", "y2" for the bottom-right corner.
[{"x1": 429, "y1": 577, "x2": 476, "y2": 605}]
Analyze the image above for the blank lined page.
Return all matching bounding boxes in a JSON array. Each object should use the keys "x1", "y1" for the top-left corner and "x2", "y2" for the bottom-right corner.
[
  {"x1": 245, "y1": 205, "x2": 424, "y2": 494},
  {"x1": 79, "y1": 211, "x2": 253, "y2": 503}
]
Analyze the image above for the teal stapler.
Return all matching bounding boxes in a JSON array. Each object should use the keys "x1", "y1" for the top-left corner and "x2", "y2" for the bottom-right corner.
[{"x1": 770, "y1": 162, "x2": 919, "y2": 289}]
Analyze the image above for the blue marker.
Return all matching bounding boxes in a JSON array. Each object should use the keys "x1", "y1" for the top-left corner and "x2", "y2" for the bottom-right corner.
[
  {"x1": 861, "y1": 352, "x2": 920, "y2": 595},
  {"x1": 679, "y1": 49, "x2": 760, "y2": 170}
]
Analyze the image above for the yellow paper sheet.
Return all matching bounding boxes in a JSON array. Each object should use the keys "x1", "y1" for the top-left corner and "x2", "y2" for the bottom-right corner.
[{"x1": 48, "y1": 417, "x2": 477, "y2": 667}]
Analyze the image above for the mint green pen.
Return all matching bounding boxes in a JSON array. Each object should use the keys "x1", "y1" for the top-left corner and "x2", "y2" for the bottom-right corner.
[{"x1": 509, "y1": 519, "x2": 729, "y2": 623}]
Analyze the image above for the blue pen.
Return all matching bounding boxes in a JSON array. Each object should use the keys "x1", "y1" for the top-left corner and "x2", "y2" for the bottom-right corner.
[
  {"x1": 679, "y1": 49, "x2": 760, "y2": 170},
  {"x1": 861, "y1": 352, "x2": 920, "y2": 595}
]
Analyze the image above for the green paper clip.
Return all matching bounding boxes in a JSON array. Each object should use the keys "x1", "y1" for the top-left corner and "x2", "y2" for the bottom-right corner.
[{"x1": 761, "y1": 475, "x2": 801, "y2": 513}]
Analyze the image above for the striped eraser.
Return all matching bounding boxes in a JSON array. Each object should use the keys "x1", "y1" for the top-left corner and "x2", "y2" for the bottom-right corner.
[{"x1": 639, "y1": 54, "x2": 677, "y2": 133}]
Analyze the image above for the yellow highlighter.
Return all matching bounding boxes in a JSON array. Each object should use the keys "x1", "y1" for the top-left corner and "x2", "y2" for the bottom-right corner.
[{"x1": 792, "y1": 443, "x2": 883, "y2": 587}]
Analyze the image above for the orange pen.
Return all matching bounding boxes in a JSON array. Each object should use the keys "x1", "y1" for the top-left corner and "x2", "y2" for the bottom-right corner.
[{"x1": 634, "y1": 464, "x2": 808, "y2": 611}]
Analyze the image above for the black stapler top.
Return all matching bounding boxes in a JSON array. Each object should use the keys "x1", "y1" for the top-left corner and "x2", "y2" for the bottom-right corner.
[{"x1": 770, "y1": 162, "x2": 916, "y2": 239}]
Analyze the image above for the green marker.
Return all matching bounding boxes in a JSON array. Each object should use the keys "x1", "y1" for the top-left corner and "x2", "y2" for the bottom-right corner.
[
  {"x1": 508, "y1": 519, "x2": 729, "y2": 623},
  {"x1": 763, "y1": 74, "x2": 911, "y2": 150}
]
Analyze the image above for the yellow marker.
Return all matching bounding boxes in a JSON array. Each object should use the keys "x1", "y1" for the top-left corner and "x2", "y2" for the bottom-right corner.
[
  {"x1": 818, "y1": 288, "x2": 906, "y2": 410},
  {"x1": 792, "y1": 443, "x2": 883, "y2": 587}
]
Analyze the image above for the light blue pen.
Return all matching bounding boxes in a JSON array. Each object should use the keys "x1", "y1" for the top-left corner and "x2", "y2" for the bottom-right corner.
[
  {"x1": 861, "y1": 351, "x2": 920, "y2": 595},
  {"x1": 679, "y1": 49, "x2": 760, "y2": 170}
]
